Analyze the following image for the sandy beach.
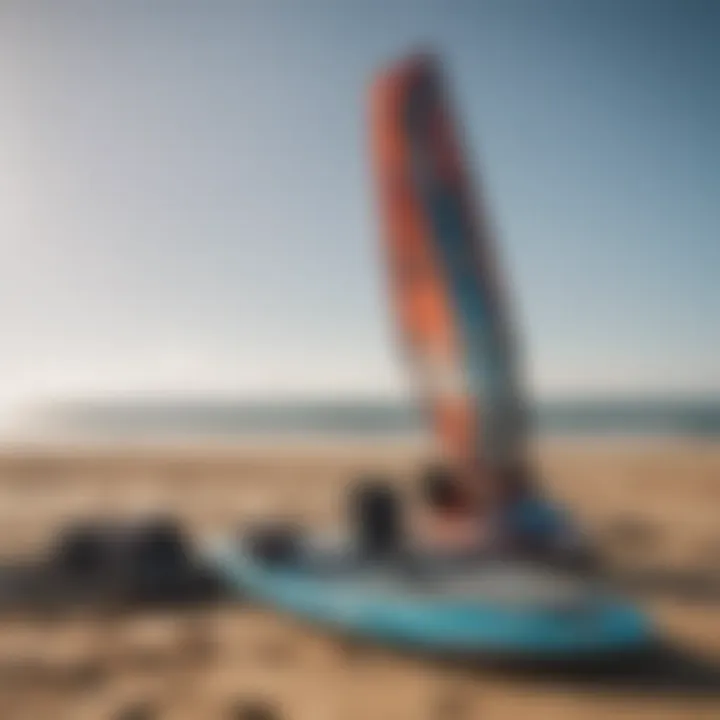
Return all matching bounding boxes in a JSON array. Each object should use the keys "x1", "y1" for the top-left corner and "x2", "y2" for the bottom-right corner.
[{"x1": 0, "y1": 438, "x2": 718, "y2": 719}]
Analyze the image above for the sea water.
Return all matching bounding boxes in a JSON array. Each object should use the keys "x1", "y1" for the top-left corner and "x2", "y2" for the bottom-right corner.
[{"x1": 12, "y1": 397, "x2": 720, "y2": 443}]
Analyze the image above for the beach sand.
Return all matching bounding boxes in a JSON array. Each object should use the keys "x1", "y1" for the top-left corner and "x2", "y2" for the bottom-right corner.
[{"x1": 0, "y1": 438, "x2": 718, "y2": 718}]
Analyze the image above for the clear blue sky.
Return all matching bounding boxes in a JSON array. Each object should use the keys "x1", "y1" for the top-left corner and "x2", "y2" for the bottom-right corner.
[{"x1": 0, "y1": 1, "x2": 718, "y2": 414}]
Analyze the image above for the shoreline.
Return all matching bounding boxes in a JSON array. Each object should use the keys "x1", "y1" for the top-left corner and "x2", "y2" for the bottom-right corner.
[{"x1": 0, "y1": 431, "x2": 717, "y2": 461}]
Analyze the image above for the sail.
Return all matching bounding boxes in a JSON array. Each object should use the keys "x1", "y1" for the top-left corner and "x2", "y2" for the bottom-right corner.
[{"x1": 370, "y1": 53, "x2": 527, "y2": 478}]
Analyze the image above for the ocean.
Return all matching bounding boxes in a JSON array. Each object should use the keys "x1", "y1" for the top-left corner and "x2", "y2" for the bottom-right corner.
[{"x1": 15, "y1": 398, "x2": 720, "y2": 443}]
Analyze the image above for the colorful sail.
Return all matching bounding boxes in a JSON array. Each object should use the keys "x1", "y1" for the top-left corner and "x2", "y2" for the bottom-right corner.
[{"x1": 370, "y1": 53, "x2": 527, "y2": 479}]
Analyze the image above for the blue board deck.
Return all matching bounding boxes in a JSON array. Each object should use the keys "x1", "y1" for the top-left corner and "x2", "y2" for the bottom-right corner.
[{"x1": 206, "y1": 536, "x2": 653, "y2": 660}]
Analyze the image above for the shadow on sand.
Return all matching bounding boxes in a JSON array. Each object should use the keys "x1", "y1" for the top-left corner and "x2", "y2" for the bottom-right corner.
[
  {"x1": 435, "y1": 642, "x2": 720, "y2": 699},
  {"x1": 611, "y1": 566, "x2": 720, "y2": 604}
]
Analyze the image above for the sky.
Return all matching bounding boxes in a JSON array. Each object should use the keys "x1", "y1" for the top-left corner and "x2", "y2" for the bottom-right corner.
[{"x1": 0, "y1": 1, "x2": 718, "y2": 418}]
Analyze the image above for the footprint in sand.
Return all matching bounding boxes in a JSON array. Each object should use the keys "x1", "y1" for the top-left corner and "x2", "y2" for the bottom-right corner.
[
  {"x1": 113, "y1": 699, "x2": 158, "y2": 720},
  {"x1": 605, "y1": 515, "x2": 662, "y2": 558},
  {"x1": 433, "y1": 689, "x2": 471, "y2": 720},
  {"x1": 228, "y1": 697, "x2": 281, "y2": 720}
]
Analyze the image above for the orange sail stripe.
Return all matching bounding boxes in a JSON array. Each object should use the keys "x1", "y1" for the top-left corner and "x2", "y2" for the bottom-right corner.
[{"x1": 370, "y1": 57, "x2": 475, "y2": 465}]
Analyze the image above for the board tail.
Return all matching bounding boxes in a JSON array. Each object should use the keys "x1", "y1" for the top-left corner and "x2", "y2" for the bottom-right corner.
[{"x1": 370, "y1": 52, "x2": 528, "y2": 490}]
